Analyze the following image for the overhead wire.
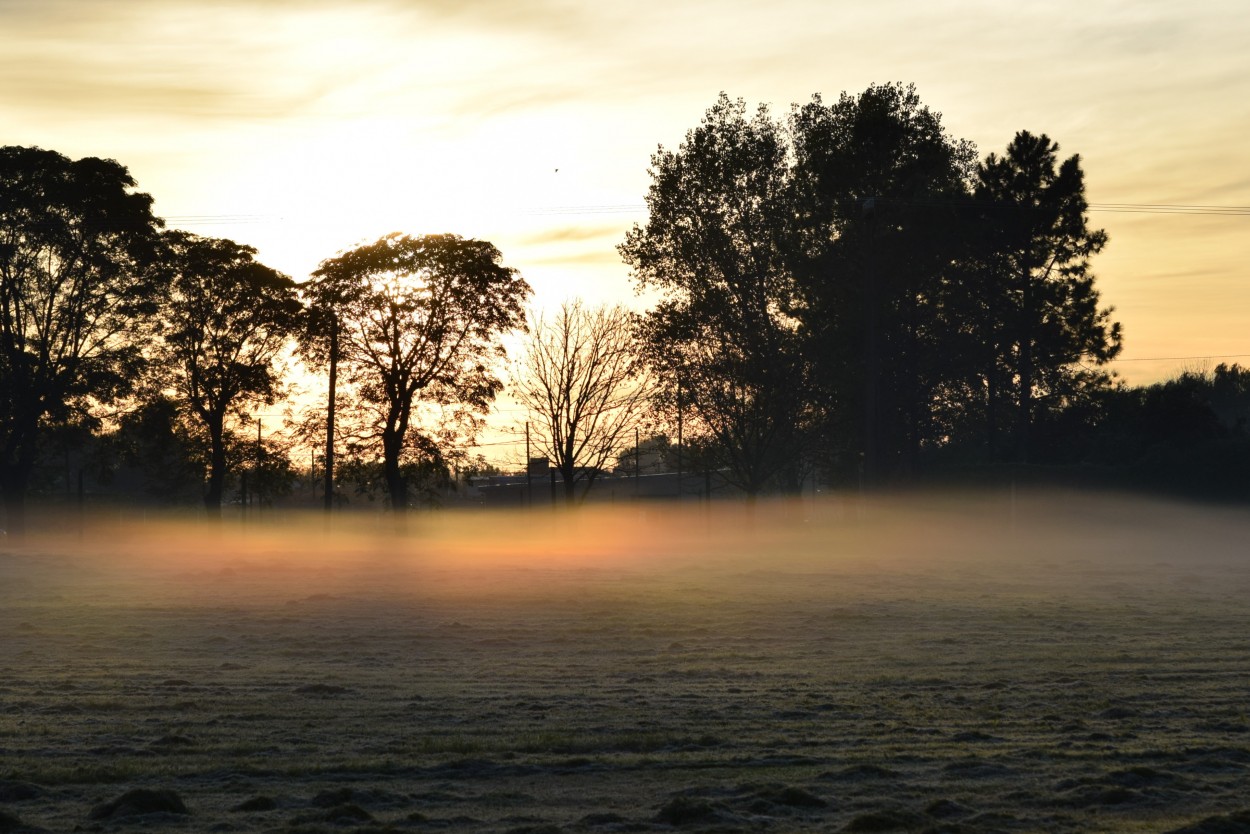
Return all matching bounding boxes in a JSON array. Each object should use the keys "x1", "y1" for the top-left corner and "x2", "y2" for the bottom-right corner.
[{"x1": 1110, "y1": 353, "x2": 1250, "y2": 363}]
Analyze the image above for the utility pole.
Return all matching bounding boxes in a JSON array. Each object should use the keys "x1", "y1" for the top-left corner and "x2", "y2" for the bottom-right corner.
[
  {"x1": 525, "y1": 421, "x2": 532, "y2": 508},
  {"x1": 635, "y1": 427, "x2": 640, "y2": 499},
  {"x1": 676, "y1": 378, "x2": 683, "y2": 501},
  {"x1": 255, "y1": 418, "x2": 262, "y2": 519},
  {"x1": 324, "y1": 311, "x2": 338, "y2": 514}
]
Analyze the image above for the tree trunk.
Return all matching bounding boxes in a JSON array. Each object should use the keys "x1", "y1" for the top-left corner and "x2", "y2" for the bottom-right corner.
[
  {"x1": 781, "y1": 459, "x2": 802, "y2": 495},
  {"x1": 1016, "y1": 277, "x2": 1034, "y2": 465},
  {"x1": 1, "y1": 418, "x2": 40, "y2": 540},
  {"x1": 203, "y1": 413, "x2": 226, "y2": 519},
  {"x1": 383, "y1": 428, "x2": 407, "y2": 513},
  {"x1": 562, "y1": 465, "x2": 577, "y2": 506},
  {"x1": 986, "y1": 370, "x2": 999, "y2": 462},
  {"x1": 1017, "y1": 338, "x2": 1033, "y2": 465}
]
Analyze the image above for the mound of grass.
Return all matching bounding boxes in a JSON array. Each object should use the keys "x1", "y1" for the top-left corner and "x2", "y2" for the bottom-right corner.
[
  {"x1": 1165, "y1": 810, "x2": 1250, "y2": 834},
  {"x1": 231, "y1": 795, "x2": 278, "y2": 812},
  {"x1": 0, "y1": 781, "x2": 41, "y2": 802},
  {"x1": 0, "y1": 809, "x2": 29, "y2": 834},
  {"x1": 655, "y1": 795, "x2": 721, "y2": 826},
  {"x1": 88, "y1": 787, "x2": 189, "y2": 819},
  {"x1": 843, "y1": 808, "x2": 928, "y2": 832}
]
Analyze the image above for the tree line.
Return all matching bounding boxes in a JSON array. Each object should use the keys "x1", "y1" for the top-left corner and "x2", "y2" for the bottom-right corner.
[
  {"x1": 621, "y1": 84, "x2": 1124, "y2": 494},
  {"x1": 3, "y1": 84, "x2": 1248, "y2": 536},
  {"x1": 0, "y1": 145, "x2": 533, "y2": 536}
]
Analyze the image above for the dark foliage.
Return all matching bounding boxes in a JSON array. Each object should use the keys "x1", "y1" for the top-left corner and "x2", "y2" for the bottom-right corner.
[
  {"x1": 157, "y1": 231, "x2": 302, "y2": 516},
  {"x1": 0, "y1": 145, "x2": 164, "y2": 534},
  {"x1": 306, "y1": 233, "x2": 530, "y2": 512},
  {"x1": 624, "y1": 86, "x2": 1124, "y2": 493}
]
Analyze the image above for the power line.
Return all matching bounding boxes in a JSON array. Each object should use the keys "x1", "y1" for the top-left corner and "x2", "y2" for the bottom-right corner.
[
  {"x1": 1087, "y1": 203, "x2": 1250, "y2": 217},
  {"x1": 1110, "y1": 353, "x2": 1250, "y2": 363},
  {"x1": 155, "y1": 199, "x2": 1250, "y2": 225}
]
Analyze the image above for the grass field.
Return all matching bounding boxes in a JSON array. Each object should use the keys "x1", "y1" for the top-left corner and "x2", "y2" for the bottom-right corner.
[{"x1": 2, "y1": 491, "x2": 1250, "y2": 833}]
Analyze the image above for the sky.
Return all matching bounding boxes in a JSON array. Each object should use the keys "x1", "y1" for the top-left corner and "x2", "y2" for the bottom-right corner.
[{"x1": 3, "y1": 0, "x2": 1248, "y2": 396}]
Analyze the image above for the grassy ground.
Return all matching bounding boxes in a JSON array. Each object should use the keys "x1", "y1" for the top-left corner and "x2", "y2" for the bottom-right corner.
[{"x1": 2, "y1": 491, "x2": 1250, "y2": 833}]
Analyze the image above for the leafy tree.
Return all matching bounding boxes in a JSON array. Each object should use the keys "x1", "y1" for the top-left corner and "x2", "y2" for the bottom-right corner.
[
  {"x1": 1052, "y1": 365, "x2": 1250, "y2": 500},
  {"x1": 622, "y1": 89, "x2": 1122, "y2": 488},
  {"x1": 307, "y1": 233, "x2": 530, "y2": 512},
  {"x1": 97, "y1": 395, "x2": 206, "y2": 505},
  {"x1": 158, "y1": 231, "x2": 303, "y2": 516},
  {"x1": 240, "y1": 428, "x2": 299, "y2": 510},
  {"x1": 966, "y1": 131, "x2": 1120, "y2": 462},
  {"x1": 0, "y1": 146, "x2": 164, "y2": 536},
  {"x1": 620, "y1": 94, "x2": 817, "y2": 498},
  {"x1": 789, "y1": 83, "x2": 977, "y2": 482},
  {"x1": 511, "y1": 300, "x2": 651, "y2": 504}
]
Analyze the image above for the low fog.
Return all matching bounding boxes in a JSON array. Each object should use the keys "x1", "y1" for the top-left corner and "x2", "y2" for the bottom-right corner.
[
  {"x1": 6, "y1": 490, "x2": 1250, "y2": 834},
  {"x1": 5, "y1": 489, "x2": 1248, "y2": 608}
]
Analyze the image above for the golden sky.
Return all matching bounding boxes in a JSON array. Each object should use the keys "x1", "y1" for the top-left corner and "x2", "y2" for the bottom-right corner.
[{"x1": 3, "y1": 0, "x2": 1248, "y2": 386}]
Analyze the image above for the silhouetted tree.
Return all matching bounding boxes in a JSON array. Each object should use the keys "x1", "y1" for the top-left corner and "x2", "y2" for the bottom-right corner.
[
  {"x1": 296, "y1": 283, "x2": 345, "y2": 513},
  {"x1": 620, "y1": 94, "x2": 817, "y2": 498},
  {"x1": 0, "y1": 146, "x2": 163, "y2": 536},
  {"x1": 969, "y1": 131, "x2": 1120, "y2": 462},
  {"x1": 98, "y1": 395, "x2": 206, "y2": 505},
  {"x1": 158, "y1": 231, "x2": 303, "y2": 517},
  {"x1": 789, "y1": 83, "x2": 977, "y2": 483},
  {"x1": 309, "y1": 233, "x2": 530, "y2": 512},
  {"x1": 511, "y1": 301, "x2": 651, "y2": 504},
  {"x1": 622, "y1": 89, "x2": 1125, "y2": 488},
  {"x1": 1053, "y1": 364, "x2": 1250, "y2": 500}
]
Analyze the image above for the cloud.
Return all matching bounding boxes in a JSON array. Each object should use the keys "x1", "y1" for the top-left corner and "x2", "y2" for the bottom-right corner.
[
  {"x1": 0, "y1": 1, "x2": 331, "y2": 122},
  {"x1": 520, "y1": 223, "x2": 626, "y2": 246},
  {"x1": 524, "y1": 249, "x2": 625, "y2": 268}
]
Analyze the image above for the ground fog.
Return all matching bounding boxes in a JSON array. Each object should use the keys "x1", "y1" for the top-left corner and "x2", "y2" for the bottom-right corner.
[{"x1": 2, "y1": 491, "x2": 1250, "y2": 833}]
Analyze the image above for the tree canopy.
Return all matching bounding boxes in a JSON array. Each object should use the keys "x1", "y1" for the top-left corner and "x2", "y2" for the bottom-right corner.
[
  {"x1": 620, "y1": 94, "x2": 819, "y2": 497},
  {"x1": 306, "y1": 233, "x2": 530, "y2": 511},
  {"x1": 622, "y1": 86, "x2": 1122, "y2": 492},
  {"x1": 967, "y1": 130, "x2": 1120, "y2": 463},
  {"x1": 0, "y1": 145, "x2": 164, "y2": 535},
  {"x1": 790, "y1": 83, "x2": 978, "y2": 482},
  {"x1": 158, "y1": 231, "x2": 303, "y2": 516}
]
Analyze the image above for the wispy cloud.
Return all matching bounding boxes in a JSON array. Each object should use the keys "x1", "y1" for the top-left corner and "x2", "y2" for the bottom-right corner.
[
  {"x1": 525, "y1": 249, "x2": 624, "y2": 268},
  {"x1": 3, "y1": 0, "x2": 1248, "y2": 376},
  {"x1": 520, "y1": 224, "x2": 624, "y2": 247}
]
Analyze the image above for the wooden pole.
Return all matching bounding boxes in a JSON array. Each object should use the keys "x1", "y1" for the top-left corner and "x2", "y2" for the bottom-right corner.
[
  {"x1": 324, "y1": 312, "x2": 337, "y2": 514},
  {"x1": 676, "y1": 379, "x2": 683, "y2": 500}
]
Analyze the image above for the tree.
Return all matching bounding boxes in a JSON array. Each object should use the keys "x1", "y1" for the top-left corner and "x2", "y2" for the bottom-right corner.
[
  {"x1": 97, "y1": 395, "x2": 207, "y2": 505},
  {"x1": 0, "y1": 146, "x2": 164, "y2": 536},
  {"x1": 296, "y1": 285, "x2": 344, "y2": 513},
  {"x1": 307, "y1": 233, "x2": 530, "y2": 512},
  {"x1": 621, "y1": 89, "x2": 1123, "y2": 487},
  {"x1": 970, "y1": 131, "x2": 1121, "y2": 462},
  {"x1": 789, "y1": 83, "x2": 978, "y2": 483},
  {"x1": 620, "y1": 94, "x2": 817, "y2": 498},
  {"x1": 158, "y1": 231, "x2": 303, "y2": 516},
  {"x1": 511, "y1": 300, "x2": 651, "y2": 504}
]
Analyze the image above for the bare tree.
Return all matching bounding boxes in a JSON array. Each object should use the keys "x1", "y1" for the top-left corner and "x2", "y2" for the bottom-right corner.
[{"x1": 512, "y1": 301, "x2": 651, "y2": 504}]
